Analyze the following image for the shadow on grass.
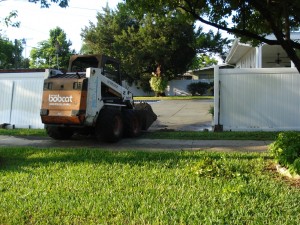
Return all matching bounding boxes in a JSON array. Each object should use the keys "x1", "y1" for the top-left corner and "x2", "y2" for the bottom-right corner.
[{"x1": 0, "y1": 147, "x2": 272, "y2": 173}]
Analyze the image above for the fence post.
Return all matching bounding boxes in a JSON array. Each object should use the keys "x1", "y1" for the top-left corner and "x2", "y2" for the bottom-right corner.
[{"x1": 213, "y1": 65, "x2": 223, "y2": 131}]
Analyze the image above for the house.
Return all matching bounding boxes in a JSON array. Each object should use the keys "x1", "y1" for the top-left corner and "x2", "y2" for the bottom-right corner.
[
  {"x1": 225, "y1": 33, "x2": 300, "y2": 69},
  {"x1": 184, "y1": 64, "x2": 234, "y2": 82}
]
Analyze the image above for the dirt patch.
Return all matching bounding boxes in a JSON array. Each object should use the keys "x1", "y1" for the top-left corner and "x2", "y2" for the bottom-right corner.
[{"x1": 266, "y1": 163, "x2": 300, "y2": 188}]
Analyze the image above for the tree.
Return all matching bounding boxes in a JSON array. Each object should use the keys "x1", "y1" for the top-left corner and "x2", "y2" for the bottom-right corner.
[
  {"x1": 189, "y1": 54, "x2": 218, "y2": 70},
  {"x1": 81, "y1": 4, "x2": 198, "y2": 92},
  {"x1": 125, "y1": 0, "x2": 300, "y2": 73},
  {"x1": 30, "y1": 27, "x2": 74, "y2": 69},
  {"x1": 0, "y1": 37, "x2": 25, "y2": 69},
  {"x1": 27, "y1": 0, "x2": 68, "y2": 8},
  {"x1": 81, "y1": 3, "x2": 229, "y2": 93},
  {"x1": 0, "y1": 37, "x2": 15, "y2": 69}
]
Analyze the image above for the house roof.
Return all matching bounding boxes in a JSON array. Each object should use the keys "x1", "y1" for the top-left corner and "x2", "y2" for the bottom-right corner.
[
  {"x1": 225, "y1": 39, "x2": 252, "y2": 65},
  {"x1": 225, "y1": 32, "x2": 300, "y2": 65}
]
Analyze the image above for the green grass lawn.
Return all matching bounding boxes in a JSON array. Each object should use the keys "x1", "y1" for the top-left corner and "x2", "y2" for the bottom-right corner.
[
  {"x1": 143, "y1": 131, "x2": 280, "y2": 141},
  {"x1": 1, "y1": 147, "x2": 299, "y2": 224},
  {"x1": 134, "y1": 96, "x2": 213, "y2": 101},
  {"x1": 0, "y1": 129, "x2": 280, "y2": 141}
]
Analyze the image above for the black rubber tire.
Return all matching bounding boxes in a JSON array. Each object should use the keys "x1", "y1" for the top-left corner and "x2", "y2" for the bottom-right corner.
[
  {"x1": 45, "y1": 125, "x2": 73, "y2": 140},
  {"x1": 122, "y1": 109, "x2": 142, "y2": 138},
  {"x1": 95, "y1": 108, "x2": 123, "y2": 143}
]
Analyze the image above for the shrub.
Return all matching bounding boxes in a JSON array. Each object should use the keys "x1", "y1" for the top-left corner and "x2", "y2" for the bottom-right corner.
[
  {"x1": 268, "y1": 132, "x2": 300, "y2": 174},
  {"x1": 187, "y1": 82, "x2": 211, "y2": 96},
  {"x1": 149, "y1": 76, "x2": 168, "y2": 96}
]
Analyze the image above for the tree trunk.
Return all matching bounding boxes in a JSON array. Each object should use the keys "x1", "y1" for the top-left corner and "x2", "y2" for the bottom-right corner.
[{"x1": 281, "y1": 41, "x2": 300, "y2": 73}]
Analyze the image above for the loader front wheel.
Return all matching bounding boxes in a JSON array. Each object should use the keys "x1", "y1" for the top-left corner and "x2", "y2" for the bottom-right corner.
[
  {"x1": 95, "y1": 108, "x2": 123, "y2": 143},
  {"x1": 45, "y1": 125, "x2": 73, "y2": 140},
  {"x1": 123, "y1": 110, "x2": 141, "y2": 138}
]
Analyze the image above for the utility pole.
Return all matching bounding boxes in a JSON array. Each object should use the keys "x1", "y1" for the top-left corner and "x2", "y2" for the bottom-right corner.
[
  {"x1": 55, "y1": 41, "x2": 60, "y2": 70},
  {"x1": 14, "y1": 39, "x2": 18, "y2": 69}
]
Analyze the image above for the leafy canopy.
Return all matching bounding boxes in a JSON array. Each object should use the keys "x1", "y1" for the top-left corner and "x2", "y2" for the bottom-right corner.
[
  {"x1": 30, "y1": 27, "x2": 74, "y2": 69},
  {"x1": 28, "y1": 0, "x2": 68, "y2": 8},
  {"x1": 81, "y1": 3, "x2": 229, "y2": 91},
  {"x1": 125, "y1": 0, "x2": 300, "y2": 72},
  {"x1": 0, "y1": 38, "x2": 26, "y2": 69}
]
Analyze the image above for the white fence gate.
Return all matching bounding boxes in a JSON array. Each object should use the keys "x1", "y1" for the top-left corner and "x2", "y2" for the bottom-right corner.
[{"x1": 214, "y1": 67, "x2": 300, "y2": 131}]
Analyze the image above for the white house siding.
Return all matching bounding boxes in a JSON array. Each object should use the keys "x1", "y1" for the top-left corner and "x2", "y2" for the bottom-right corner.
[
  {"x1": 214, "y1": 67, "x2": 300, "y2": 131},
  {"x1": 122, "y1": 81, "x2": 154, "y2": 97},
  {"x1": 0, "y1": 72, "x2": 45, "y2": 128},
  {"x1": 236, "y1": 48, "x2": 256, "y2": 68}
]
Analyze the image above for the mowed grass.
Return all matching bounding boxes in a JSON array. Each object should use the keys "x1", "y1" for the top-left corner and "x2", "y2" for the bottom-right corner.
[
  {"x1": 134, "y1": 96, "x2": 213, "y2": 101},
  {"x1": 143, "y1": 131, "x2": 280, "y2": 141},
  {"x1": 1, "y1": 147, "x2": 300, "y2": 224},
  {"x1": 0, "y1": 129, "x2": 279, "y2": 141}
]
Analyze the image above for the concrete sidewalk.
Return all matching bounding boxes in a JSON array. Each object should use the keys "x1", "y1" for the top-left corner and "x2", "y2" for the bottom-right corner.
[{"x1": 0, "y1": 135, "x2": 272, "y2": 153}]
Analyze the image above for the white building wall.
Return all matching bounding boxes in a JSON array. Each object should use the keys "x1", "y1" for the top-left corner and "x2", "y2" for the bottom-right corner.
[
  {"x1": 214, "y1": 67, "x2": 300, "y2": 131},
  {"x1": 166, "y1": 79, "x2": 212, "y2": 96},
  {"x1": 122, "y1": 81, "x2": 154, "y2": 97},
  {"x1": 236, "y1": 48, "x2": 256, "y2": 68}
]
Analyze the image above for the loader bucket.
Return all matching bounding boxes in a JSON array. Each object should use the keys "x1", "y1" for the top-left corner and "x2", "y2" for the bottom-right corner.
[{"x1": 134, "y1": 102, "x2": 157, "y2": 130}]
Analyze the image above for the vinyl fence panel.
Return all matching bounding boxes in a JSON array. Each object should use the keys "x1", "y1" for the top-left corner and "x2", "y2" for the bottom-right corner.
[
  {"x1": 0, "y1": 80, "x2": 13, "y2": 124},
  {"x1": 0, "y1": 72, "x2": 45, "y2": 128},
  {"x1": 214, "y1": 67, "x2": 300, "y2": 131}
]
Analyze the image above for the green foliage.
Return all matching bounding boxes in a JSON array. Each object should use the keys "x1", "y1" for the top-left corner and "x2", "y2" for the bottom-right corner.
[
  {"x1": 81, "y1": 3, "x2": 229, "y2": 90},
  {"x1": 149, "y1": 76, "x2": 168, "y2": 96},
  {"x1": 30, "y1": 27, "x2": 74, "y2": 69},
  {"x1": 2, "y1": 10, "x2": 20, "y2": 29},
  {"x1": 269, "y1": 132, "x2": 300, "y2": 174},
  {"x1": 0, "y1": 38, "x2": 25, "y2": 69},
  {"x1": 1, "y1": 148, "x2": 300, "y2": 224},
  {"x1": 125, "y1": 0, "x2": 300, "y2": 73},
  {"x1": 208, "y1": 105, "x2": 214, "y2": 117},
  {"x1": 189, "y1": 54, "x2": 218, "y2": 70},
  {"x1": 187, "y1": 82, "x2": 211, "y2": 96},
  {"x1": 28, "y1": 0, "x2": 68, "y2": 8}
]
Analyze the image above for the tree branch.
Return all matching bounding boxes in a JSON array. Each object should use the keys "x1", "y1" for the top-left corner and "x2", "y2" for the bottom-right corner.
[{"x1": 179, "y1": 1, "x2": 300, "y2": 49}]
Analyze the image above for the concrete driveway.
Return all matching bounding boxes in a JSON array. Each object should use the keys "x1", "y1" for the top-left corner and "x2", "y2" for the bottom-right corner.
[{"x1": 148, "y1": 99, "x2": 213, "y2": 131}]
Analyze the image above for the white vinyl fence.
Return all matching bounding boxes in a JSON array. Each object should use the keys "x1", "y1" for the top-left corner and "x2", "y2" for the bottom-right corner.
[
  {"x1": 214, "y1": 67, "x2": 300, "y2": 131},
  {"x1": 0, "y1": 72, "x2": 46, "y2": 129},
  {"x1": 0, "y1": 71, "x2": 205, "y2": 129}
]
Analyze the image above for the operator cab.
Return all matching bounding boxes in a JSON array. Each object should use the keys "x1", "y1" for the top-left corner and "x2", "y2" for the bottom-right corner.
[{"x1": 68, "y1": 54, "x2": 121, "y2": 84}]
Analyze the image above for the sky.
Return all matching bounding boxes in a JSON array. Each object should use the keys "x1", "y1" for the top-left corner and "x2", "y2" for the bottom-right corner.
[
  {"x1": 0, "y1": 0, "x2": 120, "y2": 57},
  {"x1": 0, "y1": 0, "x2": 229, "y2": 62}
]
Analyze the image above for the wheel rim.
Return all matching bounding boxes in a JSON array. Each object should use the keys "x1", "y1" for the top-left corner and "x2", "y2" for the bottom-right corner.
[{"x1": 113, "y1": 115, "x2": 123, "y2": 136}]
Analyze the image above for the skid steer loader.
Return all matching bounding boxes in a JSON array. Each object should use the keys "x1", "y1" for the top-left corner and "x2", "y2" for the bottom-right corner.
[{"x1": 40, "y1": 54, "x2": 157, "y2": 142}]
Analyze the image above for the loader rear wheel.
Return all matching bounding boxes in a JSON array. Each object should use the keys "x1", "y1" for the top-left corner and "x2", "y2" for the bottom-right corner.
[
  {"x1": 45, "y1": 125, "x2": 73, "y2": 140},
  {"x1": 123, "y1": 110, "x2": 141, "y2": 138},
  {"x1": 95, "y1": 108, "x2": 123, "y2": 143}
]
